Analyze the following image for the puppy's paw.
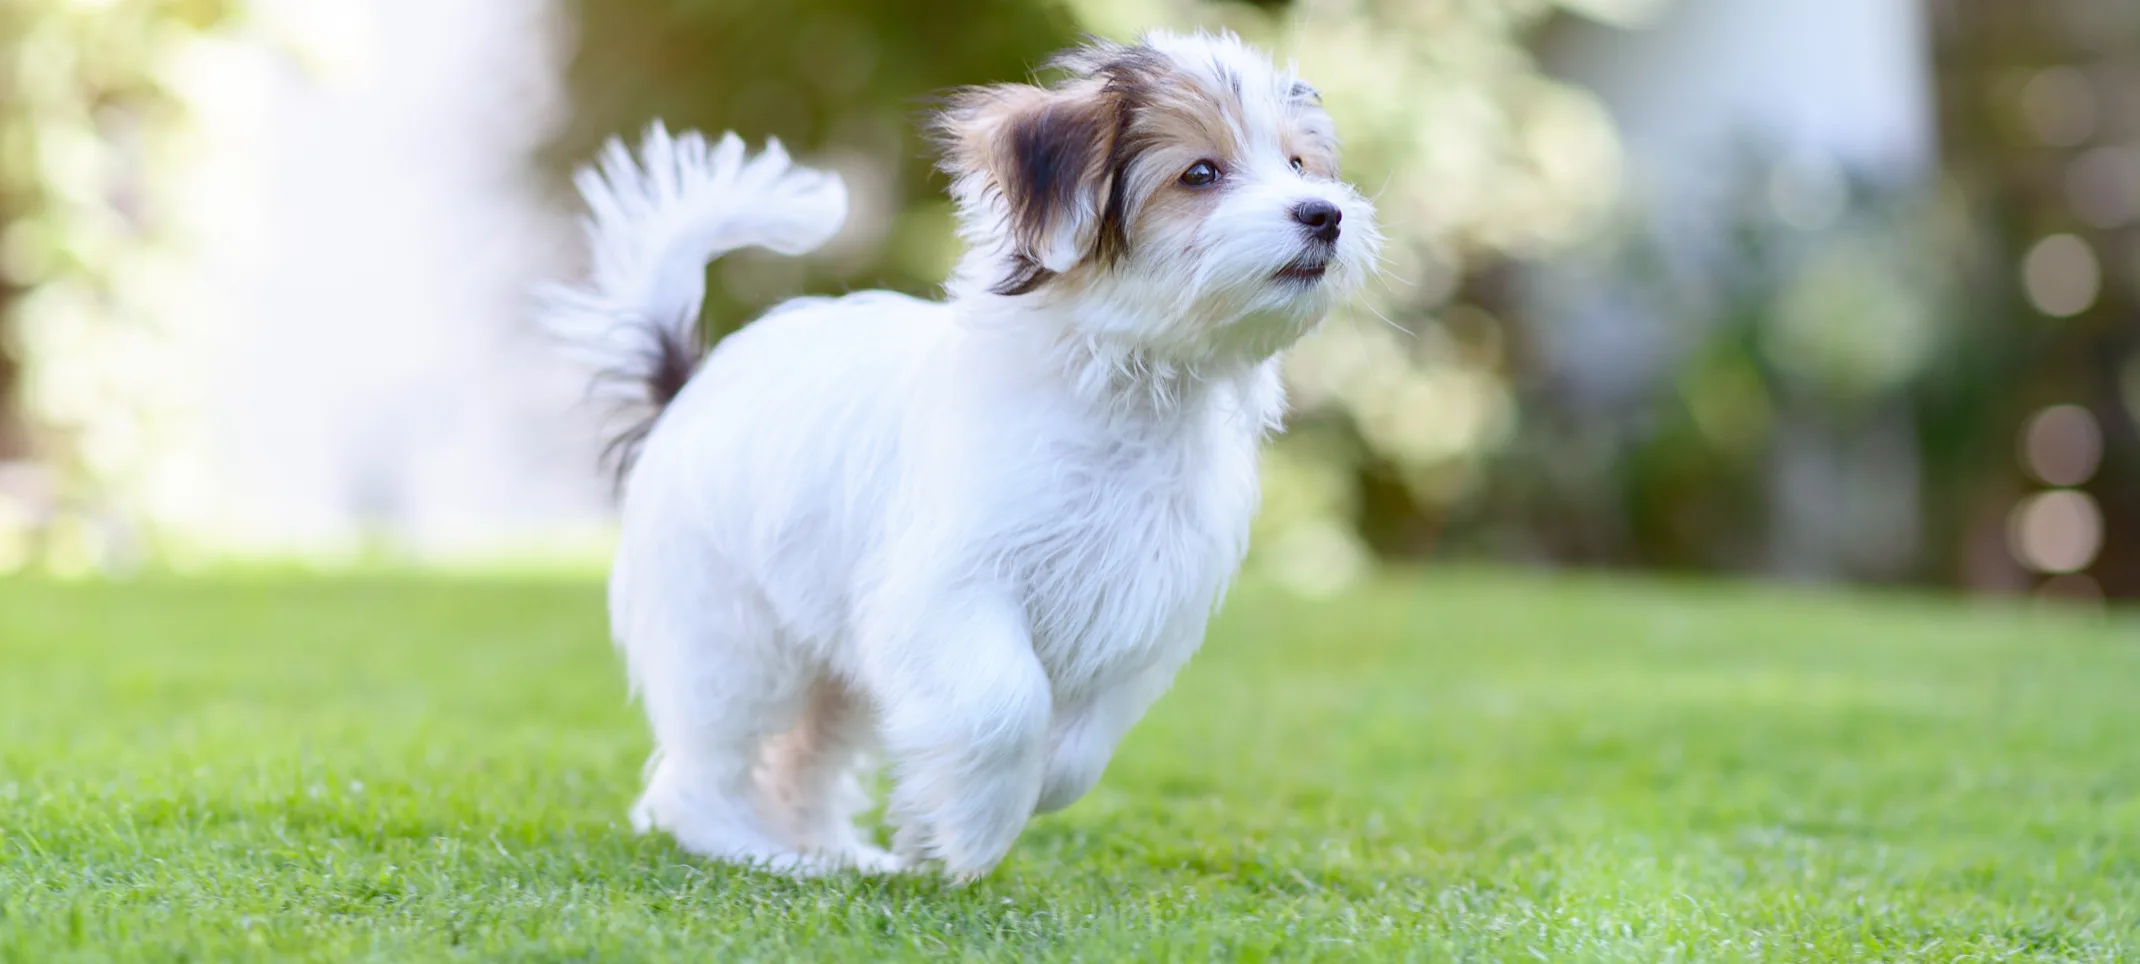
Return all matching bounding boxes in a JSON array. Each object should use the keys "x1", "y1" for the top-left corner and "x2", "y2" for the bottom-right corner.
[
  {"x1": 841, "y1": 844, "x2": 908, "y2": 875},
  {"x1": 884, "y1": 820, "x2": 1008, "y2": 884}
]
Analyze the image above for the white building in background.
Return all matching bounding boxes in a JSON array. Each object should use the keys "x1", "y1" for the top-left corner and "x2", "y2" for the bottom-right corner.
[
  {"x1": 1531, "y1": 0, "x2": 1941, "y2": 581},
  {"x1": 177, "y1": 0, "x2": 612, "y2": 564}
]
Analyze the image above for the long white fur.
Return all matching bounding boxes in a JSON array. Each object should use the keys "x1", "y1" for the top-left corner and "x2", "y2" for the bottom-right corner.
[
  {"x1": 539, "y1": 31, "x2": 1379, "y2": 879},
  {"x1": 537, "y1": 123, "x2": 846, "y2": 407}
]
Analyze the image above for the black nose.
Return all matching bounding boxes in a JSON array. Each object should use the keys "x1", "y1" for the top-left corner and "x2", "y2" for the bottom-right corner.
[{"x1": 1291, "y1": 200, "x2": 1342, "y2": 243}]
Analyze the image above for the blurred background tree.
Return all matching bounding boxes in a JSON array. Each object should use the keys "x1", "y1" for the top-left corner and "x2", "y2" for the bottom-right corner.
[
  {"x1": 553, "y1": 0, "x2": 2140, "y2": 600},
  {"x1": 1459, "y1": 0, "x2": 2140, "y2": 602},
  {"x1": 0, "y1": 0, "x2": 234, "y2": 571},
  {"x1": 3, "y1": 0, "x2": 2135, "y2": 600},
  {"x1": 1920, "y1": 0, "x2": 2140, "y2": 599}
]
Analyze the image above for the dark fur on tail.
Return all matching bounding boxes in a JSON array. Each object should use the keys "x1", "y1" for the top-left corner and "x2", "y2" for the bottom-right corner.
[
  {"x1": 593, "y1": 316, "x2": 702, "y2": 489},
  {"x1": 534, "y1": 123, "x2": 847, "y2": 498}
]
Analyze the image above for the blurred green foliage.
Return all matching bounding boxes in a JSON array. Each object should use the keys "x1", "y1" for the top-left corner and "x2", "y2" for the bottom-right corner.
[
  {"x1": 0, "y1": 0, "x2": 233, "y2": 573},
  {"x1": 2, "y1": 0, "x2": 2124, "y2": 593},
  {"x1": 0, "y1": 0, "x2": 225, "y2": 457},
  {"x1": 1474, "y1": 155, "x2": 1979, "y2": 580}
]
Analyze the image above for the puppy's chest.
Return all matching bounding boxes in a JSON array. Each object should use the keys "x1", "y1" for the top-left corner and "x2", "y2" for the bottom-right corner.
[{"x1": 1000, "y1": 437, "x2": 1255, "y2": 679}]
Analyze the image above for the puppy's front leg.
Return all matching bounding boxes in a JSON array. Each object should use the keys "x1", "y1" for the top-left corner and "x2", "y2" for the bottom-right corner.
[
  {"x1": 1036, "y1": 660, "x2": 1179, "y2": 814},
  {"x1": 863, "y1": 588, "x2": 1050, "y2": 880}
]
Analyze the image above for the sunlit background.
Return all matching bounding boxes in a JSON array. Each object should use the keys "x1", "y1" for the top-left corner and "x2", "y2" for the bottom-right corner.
[{"x1": 2, "y1": 0, "x2": 2136, "y2": 602}]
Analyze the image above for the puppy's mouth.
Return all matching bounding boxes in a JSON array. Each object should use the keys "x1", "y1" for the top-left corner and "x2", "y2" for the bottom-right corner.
[{"x1": 1272, "y1": 255, "x2": 1330, "y2": 285}]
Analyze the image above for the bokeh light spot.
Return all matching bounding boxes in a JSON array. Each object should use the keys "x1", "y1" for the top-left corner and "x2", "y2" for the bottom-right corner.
[
  {"x1": 2022, "y1": 233, "x2": 2100, "y2": 318},
  {"x1": 2008, "y1": 489, "x2": 2103, "y2": 575},
  {"x1": 2019, "y1": 404, "x2": 2102, "y2": 487}
]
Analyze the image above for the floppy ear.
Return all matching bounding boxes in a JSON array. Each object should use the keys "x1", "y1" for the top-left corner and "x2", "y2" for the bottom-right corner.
[{"x1": 934, "y1": 82, "x2": 1123, "y2": 295}]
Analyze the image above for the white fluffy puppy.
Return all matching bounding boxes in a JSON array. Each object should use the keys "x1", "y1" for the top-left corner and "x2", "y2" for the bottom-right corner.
[{"x1": 540, "y1": 30, "x2": 1379, "y2": 879}]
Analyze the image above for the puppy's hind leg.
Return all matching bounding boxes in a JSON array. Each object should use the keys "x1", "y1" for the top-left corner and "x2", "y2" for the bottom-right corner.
[
  {"x1": 756, "y1": 675, "x2": 902, "y2": 872},
  {"x1": 615, "y1": 555, "x2": 822, "y2": 874}
]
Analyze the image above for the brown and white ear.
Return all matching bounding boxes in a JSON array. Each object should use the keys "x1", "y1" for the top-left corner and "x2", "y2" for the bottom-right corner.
[{"x1": 934, "y1": 82, "x2": 1121, "y2": 293}]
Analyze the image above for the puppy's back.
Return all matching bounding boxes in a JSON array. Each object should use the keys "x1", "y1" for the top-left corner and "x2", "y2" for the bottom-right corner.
[{"x1": 619, "y1": 290, "x2": 952, "y2": 647}]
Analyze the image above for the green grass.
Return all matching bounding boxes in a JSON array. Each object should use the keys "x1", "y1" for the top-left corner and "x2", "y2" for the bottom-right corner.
[{"x1": 2, "y1": 571, "x2": 2137, "y2": 961}]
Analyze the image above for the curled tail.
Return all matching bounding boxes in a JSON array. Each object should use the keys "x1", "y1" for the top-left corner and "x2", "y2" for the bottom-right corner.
[{"x1": 538, "y1": 123, "x2": 847, "y2": 483}]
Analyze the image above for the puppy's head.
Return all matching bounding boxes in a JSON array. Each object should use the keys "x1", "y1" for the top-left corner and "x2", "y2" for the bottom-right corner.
[{"x1": 934, "y1": 30, "x2": 1380, "y2": 364}]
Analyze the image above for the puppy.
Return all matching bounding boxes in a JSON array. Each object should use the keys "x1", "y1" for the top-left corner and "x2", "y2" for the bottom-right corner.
[{"x1": 540, "y1": 29, "x2": 1379, "y2": 878}]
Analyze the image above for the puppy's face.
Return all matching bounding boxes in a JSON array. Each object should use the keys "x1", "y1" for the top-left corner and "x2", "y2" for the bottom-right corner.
[{"x1": 936, "y1": 31, "x2": 1381, "y2": 365}]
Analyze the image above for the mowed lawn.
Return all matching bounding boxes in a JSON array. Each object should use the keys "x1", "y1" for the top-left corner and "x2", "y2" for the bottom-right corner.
[{"x1": 2, "y1": 571, "x2": 2137, "y2": 962}]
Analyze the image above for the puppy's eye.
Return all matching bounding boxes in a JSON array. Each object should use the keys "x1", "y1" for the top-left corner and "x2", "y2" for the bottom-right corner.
[
  {"x1": 1180, "y1": 160, "x2": 1222, "y2": 188},
  {"x1": 1290, "y1": 156, "x2": 1305, "y2": 173}
]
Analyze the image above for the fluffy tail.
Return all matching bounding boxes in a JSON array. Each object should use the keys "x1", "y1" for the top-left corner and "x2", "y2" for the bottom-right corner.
[{"x1": 538, "y1": 122, "x2": 847, "y2": 482}]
